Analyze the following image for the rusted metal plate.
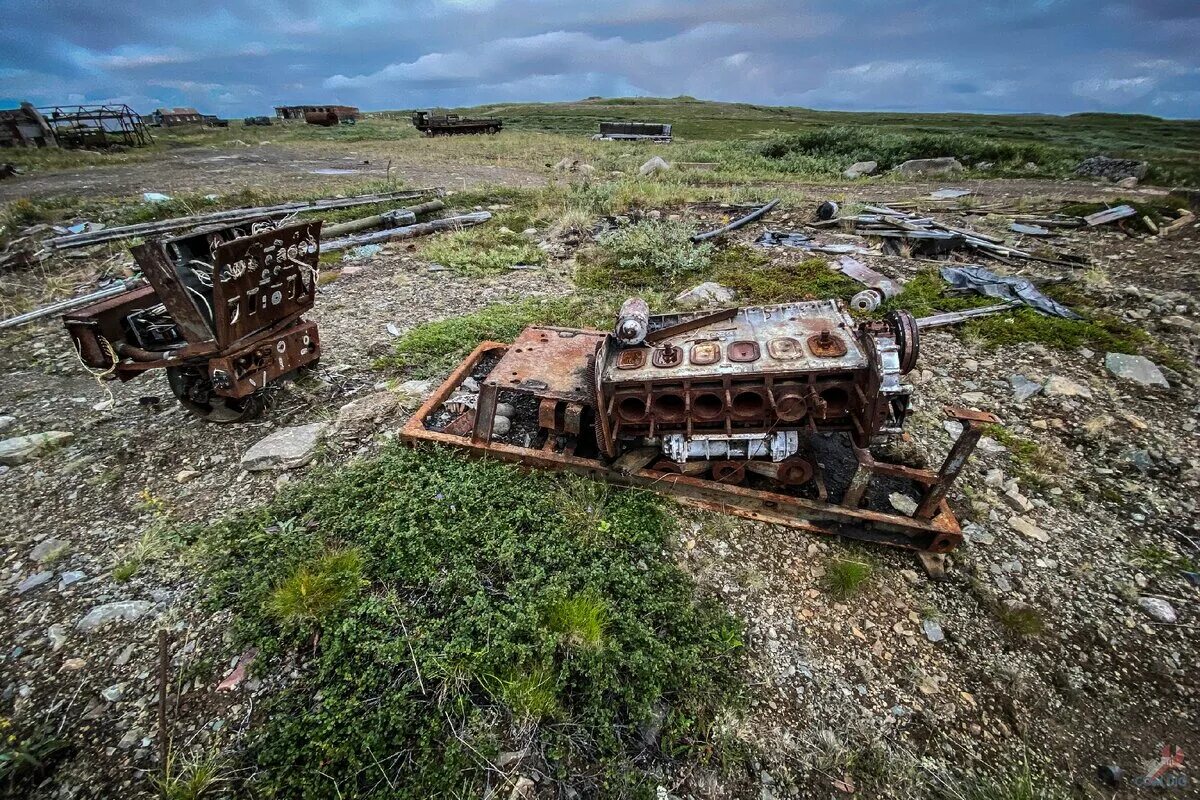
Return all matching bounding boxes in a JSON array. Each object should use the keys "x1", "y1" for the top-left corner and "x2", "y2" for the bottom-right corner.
[
  {"x1": 486, "y1": 326, "x2": 606, "y2": 403},
  {"x1": 130, "y1": 241, "x2": 216, "y2": 345},
  {"x1": 212, "y1": 222, "x2": 320, "y2": 349}
]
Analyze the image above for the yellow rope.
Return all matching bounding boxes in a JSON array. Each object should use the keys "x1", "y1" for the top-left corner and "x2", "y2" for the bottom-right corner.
[{"x1": 73, "y1": 335, "x2": 119, "y2": 408}]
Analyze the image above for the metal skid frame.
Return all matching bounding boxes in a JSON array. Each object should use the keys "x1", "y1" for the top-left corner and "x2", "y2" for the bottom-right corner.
[{"x1": 401, "y1": 340, "x2": 998, "y2": 553}]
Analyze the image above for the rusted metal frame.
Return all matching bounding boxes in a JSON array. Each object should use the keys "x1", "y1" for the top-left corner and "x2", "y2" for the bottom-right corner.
[
  {"x1": 913, "y1": 405, "x2": 1001, "y2": 519},
  {"x1": 129, "y1": 241, "x2": 215, "y2": 345},
  {"x1": 402, "y1": 342, "x2": 964, "y2": 553}
]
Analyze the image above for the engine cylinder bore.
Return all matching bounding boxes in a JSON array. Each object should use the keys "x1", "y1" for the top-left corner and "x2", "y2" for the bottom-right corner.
[
  {"x1": 776, "y1": 459, "x2": 814, "y2": 486},
  {"x1": 817, "y1": 386, "x2": 850, "y2": 418},
  {"x1": 616, "y1": 394, "x2": 648, "y2": 422},
  {"x1": 691, "y1": 391, "x2": 725, "y2": 420},
  {"x1": 653, "y1": 392, "x2": 686, "y2": 422},
  {"x1": 773, "y1": 384, "x2": 808, "y2": 422},
  {"x1": 730, "y1": 389, "x2": 767, "y2": 419},
  {"x1": 711, "y1": 460, "x2": 746, "y2": 484}
]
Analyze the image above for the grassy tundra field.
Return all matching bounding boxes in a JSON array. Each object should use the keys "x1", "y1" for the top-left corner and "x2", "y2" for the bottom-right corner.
[{"x1": 0, "y1": 97, "x2": 1198, "y2": 799}]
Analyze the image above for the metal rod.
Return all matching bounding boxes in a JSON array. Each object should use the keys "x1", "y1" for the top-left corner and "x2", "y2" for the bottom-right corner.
[
  {"x1": 48, "y1": 188, "x2": 443, "y2": 250},
  {"x1": 914, "y1": 302, "x2": 1018, "y2": 329},
  {"x1": 321, "y1": 212, "x2": 492, "y2": 252},
  {"x1": 0, "y1": 278, "x2": 144, "y2": 329},
  {"x1": 320, "y1": 199, "x2": 445, "y2": 238},
  {"x1": 691, "y1": 198, "x2": 780, "y2": 242}
]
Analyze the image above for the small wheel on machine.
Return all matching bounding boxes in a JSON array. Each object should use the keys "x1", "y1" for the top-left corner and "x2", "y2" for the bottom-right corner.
[
  {"x1": 166, "y1": 366, "x2": 266, "y2": 423},
  {"x1": 711, "y1": 461, "x2": 746, "y2": 484}
]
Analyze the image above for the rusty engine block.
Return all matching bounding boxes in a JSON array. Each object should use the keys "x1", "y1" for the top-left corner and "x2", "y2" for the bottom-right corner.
[
  {"x1": 63, "y1": 220, "x2": 322, "y2": 421},
  {"x1": 404, "y1": 296, "x2": 997, "y2": 553}
]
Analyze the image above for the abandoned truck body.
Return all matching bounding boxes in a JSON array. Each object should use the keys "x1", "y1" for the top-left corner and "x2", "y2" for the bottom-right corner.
[
  {"x1": 411, "y1": 111, "x2": 502, "y2": 136},
  {"x1": 403, "y1": 299, "x2": 996, "y2": 553},
  {"x1": 594, "y1": 121, "x2": 672, "y2": 141},
  {"x1": 64, "y1": 220, "x2": 322, "y2": 421}
]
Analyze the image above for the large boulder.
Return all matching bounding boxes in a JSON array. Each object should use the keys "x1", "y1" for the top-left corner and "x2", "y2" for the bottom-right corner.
[
  {"x1": 638, "y1": 156, "x2": 671, "y2": 176},
  {"x1": 674, "y1": 282, "x2": 735, "y2": 308},
  {"x1": 843, "y1": 160, "x2": 878, "y2": 179},
  {"x1": 241, "y1": 423, "x2": 328, "y2": 471},
  {"x1": 893, "y1": 157, "x2": 963, "y2": 177},
  {"x1": 1074, "y1": 156, "x2": 1148, "y2": 181}
]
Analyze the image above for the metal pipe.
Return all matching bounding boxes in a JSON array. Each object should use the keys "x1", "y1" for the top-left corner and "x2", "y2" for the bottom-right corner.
[
  {"x1": 691, "y1": 198, "x2": 780, "y2": 243},
  {"x1": 320, "y1": 199, "x2": 445, "y2": 238},
  {"x1": 0, "y1": 278, "x2": 144, "y2": 329},
  {"x1": 48, "y1": 188, "x2": 443, "y2": 250},
  {"x1": 321, "y1": 212, "x2": 492, "y2": 252}
]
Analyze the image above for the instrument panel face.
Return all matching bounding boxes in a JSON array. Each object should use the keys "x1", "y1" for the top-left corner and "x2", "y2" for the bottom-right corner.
[{"x1": 212, "y1": 221, "x2": 321, "y2": 348}]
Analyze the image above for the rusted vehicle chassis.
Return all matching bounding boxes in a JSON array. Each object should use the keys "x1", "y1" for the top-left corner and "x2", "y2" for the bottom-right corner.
[{"x1": 402, "y1": 340, "x2": 996, "y2": 553}]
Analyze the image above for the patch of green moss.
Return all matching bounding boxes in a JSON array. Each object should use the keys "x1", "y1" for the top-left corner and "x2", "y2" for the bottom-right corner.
[{"x1": 714, "y1": 253, "x2": 861, "y2": 304}]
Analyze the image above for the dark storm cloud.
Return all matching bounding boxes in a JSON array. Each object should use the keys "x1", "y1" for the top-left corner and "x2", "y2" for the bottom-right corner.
[{"x1": 1, "y1": 0, "x2": 1197, "y2": 117}]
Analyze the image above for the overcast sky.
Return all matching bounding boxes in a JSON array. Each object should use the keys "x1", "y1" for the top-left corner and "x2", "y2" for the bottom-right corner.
[{"x1": 2, "y1": 1, "x2": 1198, "y2": 119}]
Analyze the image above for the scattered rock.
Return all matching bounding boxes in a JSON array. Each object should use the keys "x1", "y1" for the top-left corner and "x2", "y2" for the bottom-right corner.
[
  {"x1": 1116, "y1": 176, "x2": 1139, "y2": 189},
  {"x1": 0, "y1": 431, "x2": 74, "y2": 466},
  {"x1": 888, "y1": 492, "x2": 918, "y2": 516},
  {"x1": 495, "y1": 402, "x2": 516, "y2": 419},
  {"x1": 984, "y1": 468, "x2": 1005, "y2": 488},
  {"x1": 241, "y1": 423, "x2": 328, "y2": 471},
  {"x1": 17, "y1": 571, "x2": 53, "y2": 594},
  {"x1": 921, "y1": 618, "x2": 945, "y2": 643},
  {"x1": 674, "y1": 281, "x2": 735, "y2": 308},
  {"x1": 1008, "y1": 516, "x2": 1049, "y2": 542},
  {"x1": 1008, "y1": 374, "x2": 1042, "y2": 402},
  {"x1": 76, "y1": 600, "x2": 155, "y2": 633},
  {"x1": 1043, "y1": 375, "x2": 1092, "y2": 399},
  {"x1": 1002, "y1": 487, "x2": 1034, "y2": 513},
  {"x1": 638, "y1": 156, "x2": 671, "y2": 176},
  {"x1": 843, "y1": 160, "x2": 877, "y2": 179},
  {"x1": 1104, "y1": 353, "x2": 1169, "y2": 388},
  {"x1": 893, "y1": 157, "x2": 963, "y2": 176},
  {"x1": 335, "y1": 392, "x2": 404, "y2": 434},
  {"x1": 58, "y1": 571, "x2": 85, "y2": 590},
  {"x1": 0, "y1": 415, "x2": 15, "y2": 433},
  {"x1": 395, "y1": 379, "x2": 434, "y2": 400},
  {"x1": 47, "y1": 624, "x2": 68, "y2": 651},
  {"x1": 1137, "y1": 597, "x2": 1177, "y2": 624},
  {"x1": 30, "y1": 538, "x2": 69, "y2": 563},
  {"x1": 175, "y1": 468, "x2": 200, "y2": 484},
  {"x1": 492, "y1": 415, "x2": 512, "y2": 437},
  {"x1": 100, "y1": 683, "x2": 127, "y2": 703}
]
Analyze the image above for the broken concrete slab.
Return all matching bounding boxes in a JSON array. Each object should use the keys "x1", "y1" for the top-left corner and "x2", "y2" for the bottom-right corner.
[
  {"x1": 0, "y1": 431, "x2": 73, "y2": 466},
  {"x1": 1104, "y1": 353, "x2": 1169, "y2": 388},
  {"x1": 893, "y1": 157, "x2": 963, "y2": 176},
  {"x1": 241, "y1": 423, "x2": 328, "y2": 471}
]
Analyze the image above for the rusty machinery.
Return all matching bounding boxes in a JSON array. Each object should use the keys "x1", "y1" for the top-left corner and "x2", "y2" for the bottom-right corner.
[
  {"x1": 402, "y1": 298, "x2": 998, "y2": 553},
  {"x1": 63, "y1": 220, "x2": 322, "y2": 421}
]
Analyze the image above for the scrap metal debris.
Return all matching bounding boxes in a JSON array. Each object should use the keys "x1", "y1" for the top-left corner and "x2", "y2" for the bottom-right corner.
[
  {"x1": 411, "y1": 111, "x2": 502, "y2": 136},
  {"x1": 691, "y1": 198, "x2": 779, "y2": 243},
  {"x1": 939, "y1": 265, "x2": 1081, "y2": 319},
  {"x1": 593, "y1": 121, "x2": 672, "y2": 142},
  {"x1": 831, "y1": 256, "x2": 903, "y2": 311},
  {"x1": 1084, "y1": 204, "x2": 1137, "y2": 227},
  {"x1": 915, "y1": 303, "x2": 1019, "y2": 330},
  {"x1": 754, "y1": 230, "x2": 871, "y2": 255},
  {"x1": 930, "y1": 188, "x2": 971, "y2": 200}
]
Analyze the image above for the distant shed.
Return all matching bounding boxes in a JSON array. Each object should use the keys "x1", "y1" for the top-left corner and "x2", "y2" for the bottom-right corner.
[
  {"x1": 275, "y1": 105, "x2": 359, "y2": 123},
  {"x1": 152, "y1": 107, "x2": 205, "y2": 127}
]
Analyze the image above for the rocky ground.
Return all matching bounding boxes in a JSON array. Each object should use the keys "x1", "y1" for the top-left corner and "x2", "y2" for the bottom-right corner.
[{"x1": 1, "y1": 149, "x2": 1197, "y2": 798}]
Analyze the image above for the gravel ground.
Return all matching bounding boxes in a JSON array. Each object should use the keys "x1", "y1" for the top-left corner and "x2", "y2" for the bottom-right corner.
[{"x1": 1, "y1": 164, "x2": 1197, "y2": 798}]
